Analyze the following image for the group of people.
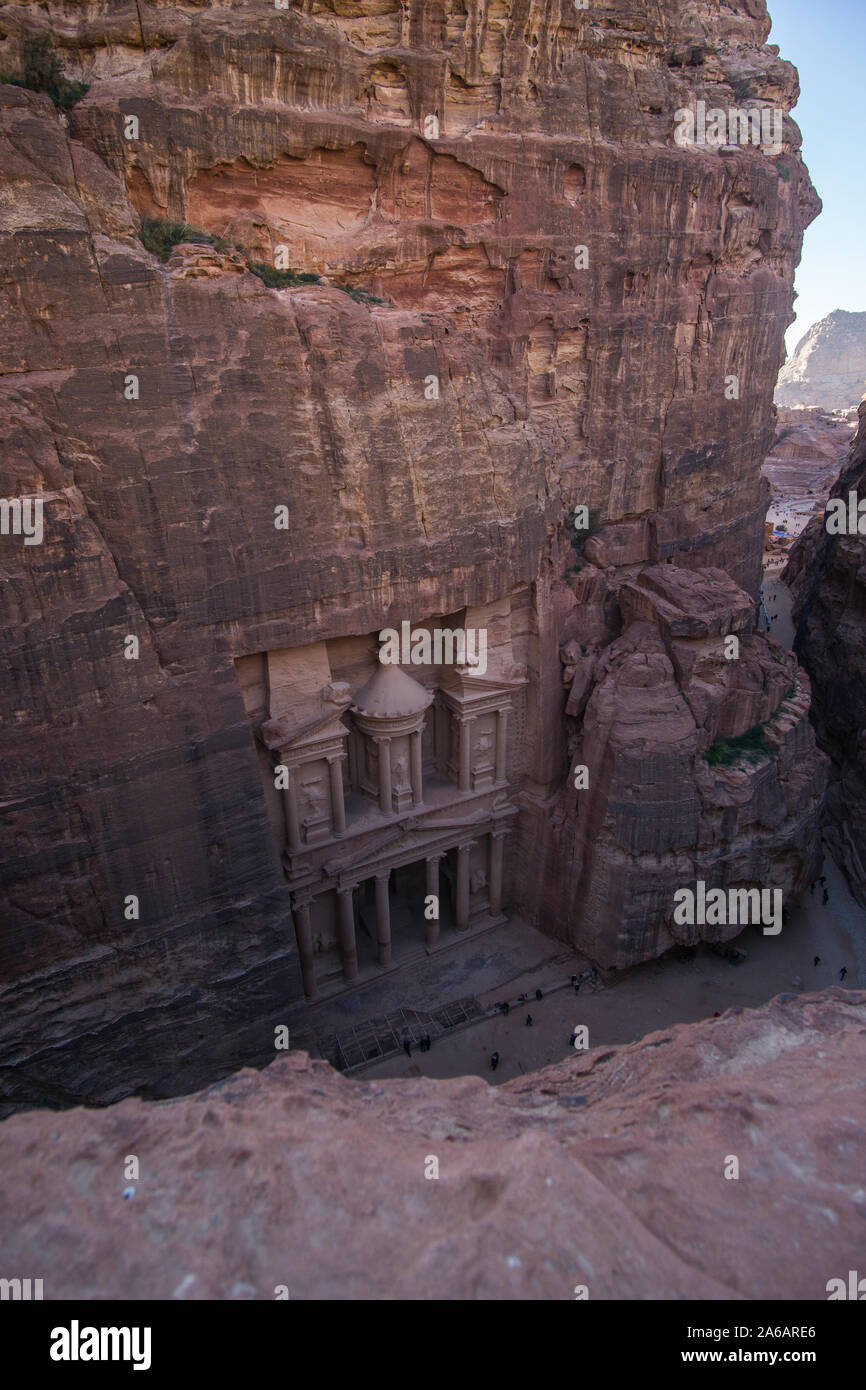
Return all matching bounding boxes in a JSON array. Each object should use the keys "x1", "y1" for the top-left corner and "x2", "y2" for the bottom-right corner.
[
  {"x1": 761, "y1": 585, "x2": 783, "y2": 627},
  {"x1": 813, "y1": 954, "x2": 848, "y2": 981},
  {"x1": 403, "y1": 938, "x2": 852, "y2": 1081},
  {"x1": 493, "y1": 988, "x2": 544, "y2": 1017},
  {"x1": 486, "y1": 969, "x2": 601, "y2": 1072}
]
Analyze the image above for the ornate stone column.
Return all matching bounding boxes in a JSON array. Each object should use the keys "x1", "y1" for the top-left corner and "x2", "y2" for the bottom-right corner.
[
  {"x1": 327, "y1": 754, "x2": 347, "y2": 835},
  {"x1": 425, "y1": 855, "x2": 442, "y2": 947},
  {"x1": 337, "y1": 886, "x2": 358, "y2": 981},
  {"x1": 375, "y1": 735, "x2": 392, "y2": 816},
  {"x1": 410, "y1": 728, "x2": 424, "y2": 806},
  {"x1": 489, "y1": 829, "x2": 507, "y2": 917},
  {"x1": 495, "y1": 708, "x2": 509, "y2": 784},
  {"x1": 458, "y1": 716, "x2": 475, "y2": 793},
  {"x1": 292, "y1": 893, "x2": 317, "y2": 999},
  {"x1": 281, "y1": 764, "x2": 302, "y2": 852},
  {"x1": 435, "y1": 698, "x2": 448, "y2": 773},
  {"x1": 347, "y1": 729, "x2": 358, "y2": 791},
  {"x1": 456, "y1": 841, "x2": 473, "y2": 930},
  {"x1": 375, "y1": 871, "x2": 392, "y2": 968}
]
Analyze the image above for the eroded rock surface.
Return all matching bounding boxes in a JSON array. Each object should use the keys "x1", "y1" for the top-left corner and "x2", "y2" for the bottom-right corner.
[
  {"x1": 0, "y1": 991, "x2": 863, "y2": 1300},
  {"x1": 786, "y1": 404, "x2": 866, "y2": 905},
  {"x1": 764, "y1": 406, "x2": 855, "y2": 514},
  {"x1": 776, "y1": 310, "x2": 866, "y2": 412},
  {"x1": 0, "y1": 2, "x2": 824, "y2": 1104},
  {"x1": 534, "y1": 564, "x2": 826, "y2": 967}
]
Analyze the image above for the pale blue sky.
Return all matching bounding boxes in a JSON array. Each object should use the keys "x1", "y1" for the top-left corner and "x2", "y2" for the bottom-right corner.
[{"x1": 767, "y1": 0, "x2": 866, "y2": 352}]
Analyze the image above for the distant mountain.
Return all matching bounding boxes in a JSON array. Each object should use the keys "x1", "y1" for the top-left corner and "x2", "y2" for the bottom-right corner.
[{"x1": 776, "y1": 309, "x2": 866, "y2": 411}]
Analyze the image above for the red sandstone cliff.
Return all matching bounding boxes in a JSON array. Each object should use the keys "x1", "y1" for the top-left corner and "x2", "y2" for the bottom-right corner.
[
  {"x1": 0, "y1": 1, "x2": 826, "y2": 1105},
  {"x1": 786, "y1": 403, "x2": 866, "y2": 905}
]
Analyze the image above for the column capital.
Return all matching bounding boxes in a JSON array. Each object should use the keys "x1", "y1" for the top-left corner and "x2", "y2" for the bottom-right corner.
[
  {"x1": 458, "y1": 838, "x2": 477, "y2": 853},
  {"x1": 326, "y1": 752, "x2": 345, "y2": 764},
  {"x1": 375, "y1": 867, "x2": 391, "y2": 882},
  {"x1": 490, "y1": 826, "x2": 510, "y2": 840},
  {"x1": 373, "y1": 734, "x2": 392, "y2": 746},
  {"x1": 293, "y1": 890, "x2": 314, "y2": 910},
  {"x1": 337, "y1": 882, "x2": 357, "y2": 897}
]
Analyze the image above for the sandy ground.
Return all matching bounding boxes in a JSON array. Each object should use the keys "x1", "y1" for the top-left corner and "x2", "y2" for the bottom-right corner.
[
  {"x1": 367, "y1": 860, "x2": 862, "y2": 1085},
  {"x1": 766, "y1": 498, "x2": 821, "y2": 541},
  {"x1": 761, "y1": 561, "x2": 795, "y2": 644}
]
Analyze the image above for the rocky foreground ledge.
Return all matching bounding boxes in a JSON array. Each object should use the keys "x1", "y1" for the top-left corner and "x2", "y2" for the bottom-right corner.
[{"x1": 1, "y1": 990, "x2": 863, "y2": 1301}]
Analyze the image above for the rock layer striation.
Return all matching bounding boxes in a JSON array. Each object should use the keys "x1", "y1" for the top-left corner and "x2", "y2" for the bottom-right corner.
[{"x1": 0, "y1": 1, "x2": 825, "y2": 1104}]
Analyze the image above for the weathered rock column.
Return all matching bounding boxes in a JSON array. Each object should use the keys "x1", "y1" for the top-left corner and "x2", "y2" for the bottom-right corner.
[
  {"x1": 375, "y1": 736, "x2": 392, "y2": 815},
  {"x1": 327, "y1": 755, "x2": 346, "y2": 835},
  {"x1": 375, "y1": 871, "x2": 392, "y2": 968},
  {"x1": 410, "y1": 729, "x2": 424, "y2": 806},
  {"x1": 489, "y1": 829, "x2": 507, "y2": 917},
  {"x1": 337, "y1": 887, "x2": 358, "y2": 981},
  {"x1": 292, "y1": 893, "x2": 317, "y2": 999},
  {"x1": 425, "y1": 855, "x2": 442, "y2": 947},
  {"x1": 456, "y1": 842, "x2": 473, "y2": 930}
]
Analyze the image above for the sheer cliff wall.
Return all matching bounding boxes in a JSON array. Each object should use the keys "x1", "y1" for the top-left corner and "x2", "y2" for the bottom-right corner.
[
  {"x1": 786, "y1": 405, "x2": 866, "y2": 905},
  {"x1": 0, "y1": 0, "x2": 823, "y2": 1105}
]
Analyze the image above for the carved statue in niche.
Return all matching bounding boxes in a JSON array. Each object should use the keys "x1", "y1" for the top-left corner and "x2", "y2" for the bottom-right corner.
[
  {"x1": 301, "y1": 779, "x2": 324, "y2": 815},
  {"x1": 470, "y1": 868, "x2": 488, "y2": 894},
  {"x1": 475, "y1": 731, "x2": 493, "y2": 762},
  {"x1": 366, "y1": 741, "x2": 378, "y2": 777},
  {"x1": 393, "y1": 750, "x2": 409, "y2": 789}
]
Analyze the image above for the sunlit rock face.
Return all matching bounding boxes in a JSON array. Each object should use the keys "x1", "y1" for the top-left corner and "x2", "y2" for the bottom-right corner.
[
  {"x1": 787, "y1": 404, "x2": 866, "y2": 907},
  {"x1": 0, "y1": 1, "x2": 824, "y2": 1105},
  {"x1": 0, "y1": 991, "x2": 862, "y2": 1300},
  {"x1": 776, "y1": 310, "x2": 866, "y2": 412}
]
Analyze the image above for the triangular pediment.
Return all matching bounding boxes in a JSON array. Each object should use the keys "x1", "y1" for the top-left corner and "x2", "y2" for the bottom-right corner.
[
  {"x1": 440, "y1": 666, "x2": 527, "y2": 699},
  {"x1": 259, "y1": 709, "x2": 349, "y2": 753}
]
